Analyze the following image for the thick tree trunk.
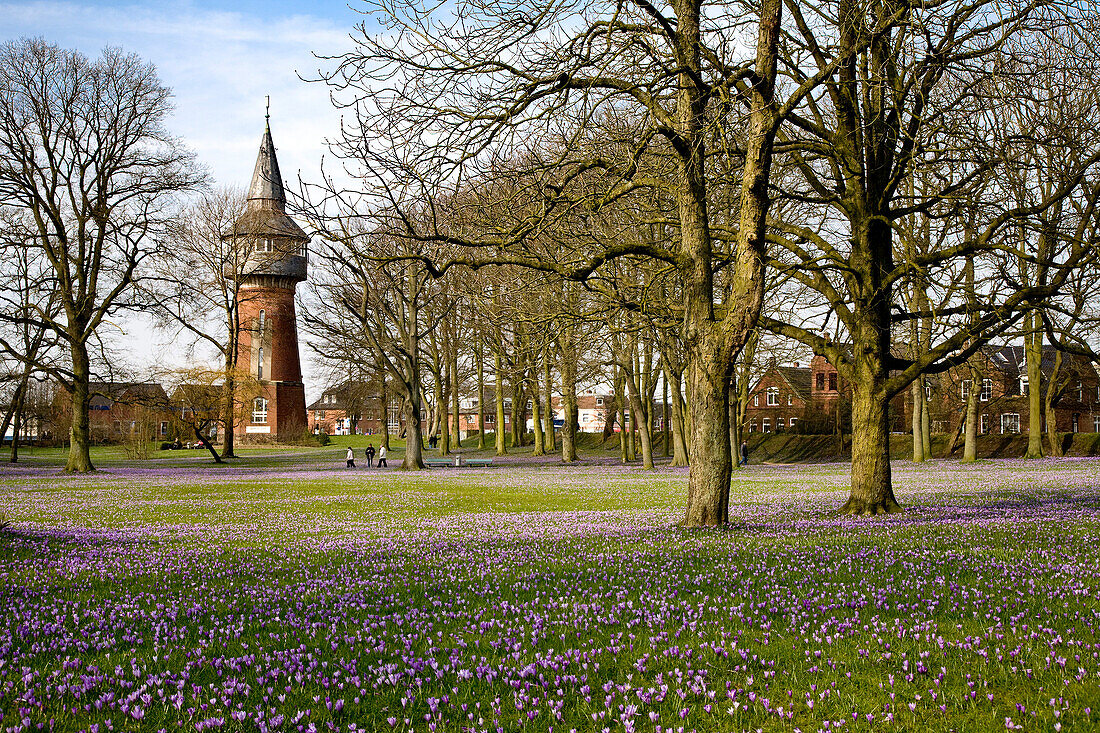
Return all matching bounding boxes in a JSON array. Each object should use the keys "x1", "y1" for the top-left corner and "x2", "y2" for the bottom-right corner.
[
  {"x1": 683, "y1": 339, "x2": 731, "y2": 526},
  {"x1": 402, "y1": 385, "x2": 425, "y2": 469},
  {"x1": 842, "y1": 382, "x2": 901, "y2": 514},
  {"x1": 66, "y1": 342, "x2": 95, "y2": 473},
  {"x1": 921, "y1": 391, "x2": 931, "y2": 457},
  {"x1": 911, "y1": 381, "x2": 924, "y2": 461},
  {"x1": 962, "y1": 362, "x2": 980, "y2": 462}
]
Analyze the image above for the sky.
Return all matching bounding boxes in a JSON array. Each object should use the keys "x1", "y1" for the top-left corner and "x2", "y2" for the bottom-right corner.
[{"x1": 2, "y1": 0, "x2": 376, "y2": 393}]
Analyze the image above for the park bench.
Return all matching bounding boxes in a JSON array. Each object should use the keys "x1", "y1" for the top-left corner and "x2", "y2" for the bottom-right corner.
[{"x1": 423, "y1": 457, "x2": 495, "y2": 468}]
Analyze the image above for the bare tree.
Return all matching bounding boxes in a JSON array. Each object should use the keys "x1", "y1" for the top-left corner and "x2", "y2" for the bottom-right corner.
[
  {"x1": 762, "y1": 3, "x2": 1100, "y2": 513},
  {"x1": 143, "y1": 187, "x2": 256, "y2": 458},
  {"x1": 308, "y1": 0, "x2": 791, "y2": 525},
  {"x1": 0, "y1": 39, "x2": 200, "y2": 471}
]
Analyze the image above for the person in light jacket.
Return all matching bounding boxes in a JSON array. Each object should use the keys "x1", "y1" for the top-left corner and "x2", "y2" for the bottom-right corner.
[
  {"x1": 346, "y1": 446, "x2": 356, "y2": 468},
  {"x1": 377, "y1": 444, "x2": 387, "y2": 468}
]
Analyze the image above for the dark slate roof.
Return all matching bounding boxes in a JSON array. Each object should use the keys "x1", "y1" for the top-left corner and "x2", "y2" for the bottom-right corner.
[
  {"x1": 224, "y1": 120, "x2": 308, "y2": 242},
  {"x1": 776, "y1": 366, "x2": 812, "y2": 399},
  {"x1": 86, "y1": 382, "x2": 168, "y2": 409},
  {"x1": 308, "y1": 380, "x2": 383, "y2": 412}
]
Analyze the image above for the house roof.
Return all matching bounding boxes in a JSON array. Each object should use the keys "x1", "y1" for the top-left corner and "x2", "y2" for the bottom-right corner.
[{"x1": 85, "y1": 382, "x2": 168, "y2": 409}]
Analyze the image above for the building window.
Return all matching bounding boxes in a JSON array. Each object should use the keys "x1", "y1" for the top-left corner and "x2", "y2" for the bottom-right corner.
[
  {"x1": 258, "y1": 309, "x2": 265, "y2": 332},
  {"x1": 1000, "y1": 413, "x2": 1020, "y2": 434},
  {"x1": 315, "y1": 411, "x2": 325, "y2": 419},
  {"x1": 595, "y1": 397, "x2": 604, "y2": 406},
  {"x1": 980, "y1": 414, "x2": 989, "y2": 434},
  {"x1": 257, "y1": 347, "x2": 264, "y2": 380},
  {"x1": 252, "y1": 397, "x2": 268, "y2": 424},
  {"x1": 159, "y1": 421, "x2": 168, "y2": 436},
  {"x1": 980, "y1": 378, "x2": 992, "y2": 402},
  {"x1": 1072, "y1": 413, "x2": 1080, "y2": 432},
  {"x1": 1077, "y1": 381, "x2": 1084, "y2": 401},
  {"x1": 762, "y1": 418, "x2": 771, "y2": 433},
  {"x1": 776, "y1": 417, "x2": 785, "y2": 430},
  {"x1": 1019, "y1": 375, "x2": 1028, "y2": 395},
  {"x1": 924, "y1": 382, "x2": 931, "y2": 401},
  {"x1": 787, "y1": 394, "x2": 793, "y2": 406},
  {"x1": 829, "y1": 373, "x2": 838, "y2": 391},
  {"x1": 485, "y1": 414, "x2": 493, "y2": 424},
  {"x1": 962, "y1": 380, "x2": 971, "y2": 399},
  {"x1": 255, "y1": 237, "x2": 274, "y2": 253},
  {"x1": 1094, "y1": 415, "x2": 1100, "y2": 433},
  {"x1": 816, "y1": 373, "x2": 825, "y2": 391},
  {"x1": 766, "y1": 387, "x2": 779, "y2": 406},
  {"x1": 749, "y1": 419, "x2": 758, "y2": 433},
  {"x1": 753, "y1": 394, "x2": 759, "y2": 407},
  {"x1": 526, "y1": 400, "x2": 533, "y2": 410},
  {"x1": 789, "y1": 417, "x2": 798, "y2": 430}
]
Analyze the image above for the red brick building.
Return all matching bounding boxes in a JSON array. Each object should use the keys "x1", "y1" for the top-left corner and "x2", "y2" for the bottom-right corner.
[
  {"x1": 225, "y1": 114, "x2": 309, "y2": 443},
  {"x1": 925, "y1": 345, "x2": 1100, "y2": 436},
  {"x1": 307, "y1": 380, "x2": 406, "y2": 436},
  {"x1": 54, "y1": 382, "x2": 172, "y2": 444}
]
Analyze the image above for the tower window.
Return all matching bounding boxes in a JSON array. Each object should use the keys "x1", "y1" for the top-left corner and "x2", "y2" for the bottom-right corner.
[
  {"x1": 257, "y1": 346, "x2": 264, "y2": 380},
  {"x1": 252, "y1": 397, "x2": 268, "y2": 424},
  {"x1": 258, "y1": 309, "x2": 265, "y2": 332}
]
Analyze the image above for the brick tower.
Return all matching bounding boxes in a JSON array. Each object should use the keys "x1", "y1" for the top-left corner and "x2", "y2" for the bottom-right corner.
[{"x1": 225, "y1": 111, "x2": 309, "y2": 442}]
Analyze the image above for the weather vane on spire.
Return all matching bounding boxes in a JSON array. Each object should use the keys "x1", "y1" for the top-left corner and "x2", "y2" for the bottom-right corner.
[{"x1": 265, "y1": 95, "x2": 270, "y2": 123}]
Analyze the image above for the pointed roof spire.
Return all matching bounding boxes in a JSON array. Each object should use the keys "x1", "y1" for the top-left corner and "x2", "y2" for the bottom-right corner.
[
  {"x1": 224, "y1": 102, "x2": 309, "y2": 246},
  {"x1": 247, "y1": 102, "x2": 286, "y2": 205}
]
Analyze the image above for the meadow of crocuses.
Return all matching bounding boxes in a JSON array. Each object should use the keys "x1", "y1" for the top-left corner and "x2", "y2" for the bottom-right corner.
[{"x1": 2, "y1": 455, "x2": 1099, "y2": 732}]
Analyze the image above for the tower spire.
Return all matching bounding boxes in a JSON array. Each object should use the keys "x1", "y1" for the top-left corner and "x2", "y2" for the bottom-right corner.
[{"x1": 248, "y1": 101, "x2": 285, "y2": 205}]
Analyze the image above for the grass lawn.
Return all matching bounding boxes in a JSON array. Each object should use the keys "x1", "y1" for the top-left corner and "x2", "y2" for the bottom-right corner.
[{"x1": 1, "y1": 452, "x2": 1099, "y2": 732}]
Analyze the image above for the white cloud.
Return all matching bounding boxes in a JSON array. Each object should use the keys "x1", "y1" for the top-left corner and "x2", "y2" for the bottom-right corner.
[
  {"x1": 2, "y1": 1, "x2": 367, "y2": 394},
  {"x1": 2, "y1": 0, "x2": 353, "y2": 188}
]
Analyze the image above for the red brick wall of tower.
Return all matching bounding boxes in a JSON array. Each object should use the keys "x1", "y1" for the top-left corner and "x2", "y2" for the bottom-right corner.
[{"x1": 236, "y1": 282, "x2": 307, "y2": 441}]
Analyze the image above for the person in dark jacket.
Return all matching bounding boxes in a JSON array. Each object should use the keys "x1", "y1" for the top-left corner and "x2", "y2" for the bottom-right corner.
[
  {"x1": 739, "y1": 440, "x2": 749, "y2": 467},
  {"x1": 364, "y1": 443, "x2": 375, "y2": 468}
]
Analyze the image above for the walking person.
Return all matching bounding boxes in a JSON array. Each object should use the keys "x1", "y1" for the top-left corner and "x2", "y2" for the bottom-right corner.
[
  {"x1": 364, "y1": 443, "x2": 375, "y2": 468},
  {"x1": 377, "y1": 443, "x2": 387, "y2": 468},
  {"x1": 346, "y1": 446, "x2": 356, "y2": 468},
  {"x1": 739, "y1": 440, "x2": 749, "y2": 467}
]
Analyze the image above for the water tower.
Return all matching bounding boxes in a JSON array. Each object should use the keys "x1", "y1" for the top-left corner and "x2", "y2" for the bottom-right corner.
[{"x1": 224, "y1": 109, "x2": 309, "y2": 442}]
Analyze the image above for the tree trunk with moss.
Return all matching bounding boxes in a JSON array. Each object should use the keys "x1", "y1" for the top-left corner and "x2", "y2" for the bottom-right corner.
[
  {"x1": 843, "y1": 378, "x2": 901, "y2": 514},
  {"x1": 66, "y1": 342, "x2": 95, "y2": 473},
  {"x1": 962, "y1": 361, "x2": 981, "y2": 462}
]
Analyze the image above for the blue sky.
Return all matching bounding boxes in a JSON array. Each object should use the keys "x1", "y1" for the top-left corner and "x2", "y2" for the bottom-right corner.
[
  {"x1": 1, "y1": 0, "x2": 370, "y2": 188},
  {"x1": 2, "y1": 0, "x2": 376, "y2": 383}
]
